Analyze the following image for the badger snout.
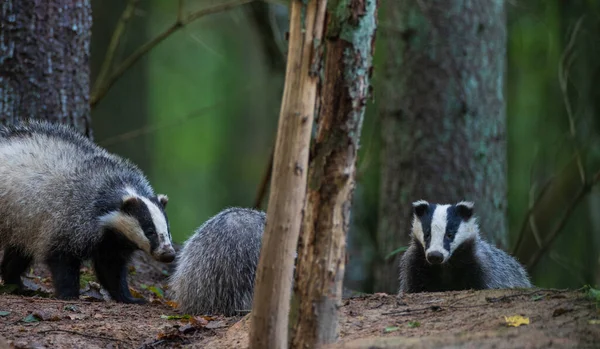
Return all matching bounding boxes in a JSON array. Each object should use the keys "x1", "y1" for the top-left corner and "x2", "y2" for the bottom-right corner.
[
  {"x1": 153, "y1": 245, "x2": 176, "y2": 263},
  {"x1": 426, "y1": 251, "x2": 444, "y2": 265}
]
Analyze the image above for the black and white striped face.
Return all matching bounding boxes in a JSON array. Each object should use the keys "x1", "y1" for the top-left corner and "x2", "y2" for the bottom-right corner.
[
  {"x1": 410, "y1": 200, "x2": 478, "y2": 264},
  {"x1": 99, "y1": 191, "x2": 175, "y2": 263}
]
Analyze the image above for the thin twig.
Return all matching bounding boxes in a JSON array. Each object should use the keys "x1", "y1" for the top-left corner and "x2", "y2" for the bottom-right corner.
[
  {"x1": 527, "y1": 170, "x2": 600, "y2": 269},
  {"x1": 90, "y1": 0, "x2": 256, "y2": 108},
  {"x1": 511, "y1": 174, "x2": 555, "y2": 254},
  {"x1": 97, "y1": 81, "x2": 262, "y2": 147},
  {"x1": 485, "y1": 289, "x2": 548, "y2": 303},
  {"x1": 38, "y1": 329, "x2": 127, "y2": 343},
  {"x1": 253, "y1": 147, "x2": 274, "y2": 209},
  {"x1": 382, "y1": 304, "x2": 441, "y2": 316},
  {"x1": 177, "y1": 0, "x2": 186, "y2": 23},
  {"x1": 11, "y1": 296, "x2": 94, "y2": 304},
  {"x1": 558, "y1": 16, "x2": 586, "y2": 185},
  {"x1": 91, "y1": 0, "x2": 139, "y2": 101}
]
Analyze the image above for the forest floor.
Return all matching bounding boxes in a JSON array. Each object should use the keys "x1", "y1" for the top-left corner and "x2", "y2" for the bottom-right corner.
[{"x1": 0, "y1": 251, "x2": 599, "y2": 349}]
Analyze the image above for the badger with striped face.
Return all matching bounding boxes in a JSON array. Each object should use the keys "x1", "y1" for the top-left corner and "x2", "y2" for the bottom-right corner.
[
  {"x1": 398, "y1": 200, "x2": 532, "y2": 293},
  {"x1": 0, "y1": 121, "x2": 175, "y2": 303}
]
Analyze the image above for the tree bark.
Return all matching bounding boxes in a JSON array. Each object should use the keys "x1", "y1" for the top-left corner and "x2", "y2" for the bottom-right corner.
[
  {"x1": 290, "y1": 0, "x2": 378, "y2": 347},
  {"x1": 375, "y1": 0, "x2": 507, "y2": 293},
  {"x1": 248, "y1": 0, "x2": 327, "y2": 348},
  {"x1": 0, "y1": 0, "x2": 92, "y2": 136}
]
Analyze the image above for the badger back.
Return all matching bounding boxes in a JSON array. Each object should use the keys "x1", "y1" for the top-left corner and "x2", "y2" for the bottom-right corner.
[{"x1": 170, "y1": 207, "x2": 265, "y2": 316}]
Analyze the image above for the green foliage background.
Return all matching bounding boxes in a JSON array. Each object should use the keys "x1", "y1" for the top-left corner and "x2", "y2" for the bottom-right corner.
[{"x1": 91, "y1": 0, "x2": 600, "y2": 291}]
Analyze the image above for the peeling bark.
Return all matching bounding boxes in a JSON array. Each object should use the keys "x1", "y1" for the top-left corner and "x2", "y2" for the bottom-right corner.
[
  {"x1": 290, "y1": 0, "x2": 378, "y2": 347},
  {"x1": 248, "y1": 0, "x2": 327, "y2": 348},
  {"x1": 0, "y1": 0, "x2": 92, "y2": 136},
  {"x1": 375, "y1": 0, "x2": 507, "y2": 293}
]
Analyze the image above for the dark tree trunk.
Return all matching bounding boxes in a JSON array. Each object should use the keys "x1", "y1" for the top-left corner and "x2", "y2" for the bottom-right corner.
[
  {"x1": 375, "y1": 0, "x2": 507, "y2": 293},
  {"x1": 290, "y1": 0, "x2": 378, "y2": 347},
  {"x1": 0, "y1": 0, "x2": 92, "y2": 136}
]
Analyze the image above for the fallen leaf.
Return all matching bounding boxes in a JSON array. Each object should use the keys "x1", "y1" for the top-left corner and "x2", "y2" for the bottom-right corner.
[
  {"x1": 161, "y1": 314, "x2": 191, "y2": 320},
  {"x1": 553, "y1": 308, "x2": 573, "y2": 317},
  {"x1": 190, "y1": 316, "x2": 209, "y2": 327},
  {"x1": 198, "y1": 315, "x2": 216, "y2": 322},
  {"x1": 0, "y1": 311, "x2": 11, "y2": 317},
  {"x1": 33, "y1": 310, "x2": 61, "y2": 321},
  {"x1": 157, "y1": 327, "x2": 184, "y2": 340},
  {"x1": 205, "y1": 321, "x2": 227, "y2": 329},
  {"x1": 129, "y1": 287, "x2": 144, "y2": 300},
  {"x1": 63, "y1": 305, "x2": 79, "y2": 312},
  {"x1": 384, "y1": 326, "x2": 399, "y2": 333},
  {"x1": 408, "y1": 321, "x2": 420, "y2": 328},
  {"x1": 531, "y1": 295, "x2": 544, "y2": 301},
  {"x1": 66, "y1": 313, "x2": 87, "y2": 320},
  {"x1": 178, "y1": 323, "x2": 197, "y2": 334},
  {"x1": 80, "y1": 272, "x2": 96, "y2": 288},
  {"x1": 148, "y1": 286, "x2": 164, "y2": 299},
  {"x1": 504, "y1": 315, "x2": 529, "y2": 327},
  {"x1": 165, "y1": 300, "x2": 179, "y2": 309},
  {"x1": 589, "y1": 319, "x2": 600, "y2": 325},
  {"x1": 93, "y1": 313, "x2": 104, "y2": 319},
  {"x1": 22, "y1": 314, "x2": 40, "y2": 323}
]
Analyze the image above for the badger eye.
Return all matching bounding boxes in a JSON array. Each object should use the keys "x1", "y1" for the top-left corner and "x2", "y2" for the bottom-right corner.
[{"x1": 147, "y1": 229, "x2": 156, "y2": 236}]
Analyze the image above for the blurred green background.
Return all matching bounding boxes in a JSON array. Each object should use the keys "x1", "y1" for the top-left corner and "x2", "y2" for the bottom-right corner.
[{"x1": 90, "y1": 0, "x2": 600, "y2": 292}]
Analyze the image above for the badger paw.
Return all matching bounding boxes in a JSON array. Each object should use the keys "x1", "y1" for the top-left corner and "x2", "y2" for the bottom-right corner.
[{"x1": 121, "y1": 297, "x2": 147, "y2": 305}]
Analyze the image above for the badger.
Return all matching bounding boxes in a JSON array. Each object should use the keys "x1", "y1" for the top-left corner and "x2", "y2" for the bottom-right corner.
[
  {"x1": 169, "y1": 207, "x2": 265, "y2": 316},
  {"x1": 398, "y1": 200, "x2": 532, "y2": 293},
  {"x1": 0, "y1": 120, "x2": 175, "y2": 303}
]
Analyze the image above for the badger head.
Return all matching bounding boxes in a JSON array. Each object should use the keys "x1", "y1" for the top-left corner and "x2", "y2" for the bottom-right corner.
[
  {"x1": 99, "y1": 192, "x2": 176, "y2": 263},
  {"x1": 410, "y1": 200, "x2": 479, "y2": 265}
]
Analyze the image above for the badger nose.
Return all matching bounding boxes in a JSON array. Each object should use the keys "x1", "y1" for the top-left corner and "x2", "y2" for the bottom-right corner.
[
  {"x1": 154, "y1": 247, "x2": 176, "y2": 263},
  {"x1": 426, "y1": 251, "x2": 444, "y2": 265},
  {"x1": 157, "y1": 251, "x2": 175, "y2": 263}
]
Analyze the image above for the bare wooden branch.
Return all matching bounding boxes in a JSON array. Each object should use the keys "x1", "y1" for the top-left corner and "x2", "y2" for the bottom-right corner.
[
  {"x1": 248, "y1": 0, "x2": 327, "y2": 347},
  {"x1": 253, "y1": 148, "x2": 274, "y2": 209},
  {"x1": 526, "y1": 170, "x2": 600, "y2": 269},
  {"x1": 91, "y1": 0, "x2": 139, "y2": 102},
  {"x1": 90, "y1": 0, "x2": 256, "y2": 108},
  {"x1": 558, "y1": 16, "x2": 586, "y2": 185}
]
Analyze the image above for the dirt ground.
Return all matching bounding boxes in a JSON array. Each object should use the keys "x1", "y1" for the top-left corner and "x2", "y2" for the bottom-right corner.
[{"x1": 0, "y1": 252, "x2": 599, "y2": 349}]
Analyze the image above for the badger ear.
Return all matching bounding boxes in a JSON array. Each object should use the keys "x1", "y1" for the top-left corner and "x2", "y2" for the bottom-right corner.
[
  {"x1": 412, "y1": 200, "x2": 429, "y2": 217},
  {"x1": 456, "y1": 201, "x2": 474, "y2": 220},
  {"x1": 121, "y1": 195, "x2": 142, "y2": 212},
  {"x1": 157, "y1": 194, "x2": 168, "y2": 208}
]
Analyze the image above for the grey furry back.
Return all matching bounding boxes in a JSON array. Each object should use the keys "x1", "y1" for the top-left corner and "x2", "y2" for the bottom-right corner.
[
  {"x1": 475, "y1": 239, "x2": 532, "y2": 288},
  {"x1": 169, "y1": 207, "x2": 265, "y2": 316}
]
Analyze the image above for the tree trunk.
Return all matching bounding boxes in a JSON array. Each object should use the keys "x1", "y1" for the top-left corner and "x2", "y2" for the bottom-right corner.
[
  {"x1": 0, "y1": 0, "x2": 92, "y2": 136},
  {"x1": 374, "y1": 0, "x2": 507, "y2": 293},
  {"x1": 248, "y1": 0, "x2": 327, "y2": 348},
  {"x1": 290, "y1": 0, "x2": 378, "y2": 347}
]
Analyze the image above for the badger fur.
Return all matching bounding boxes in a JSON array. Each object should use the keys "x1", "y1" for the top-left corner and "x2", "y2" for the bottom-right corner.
[
  {"x1": 0, "y1": 120, "x2": 175, "y2": 303},
  {"x1": 169, "y1": 207, "x2": 265, "y2": 316},
  {"x1": 398, "y1": 200, "x2": 532, "y2": 293}
]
